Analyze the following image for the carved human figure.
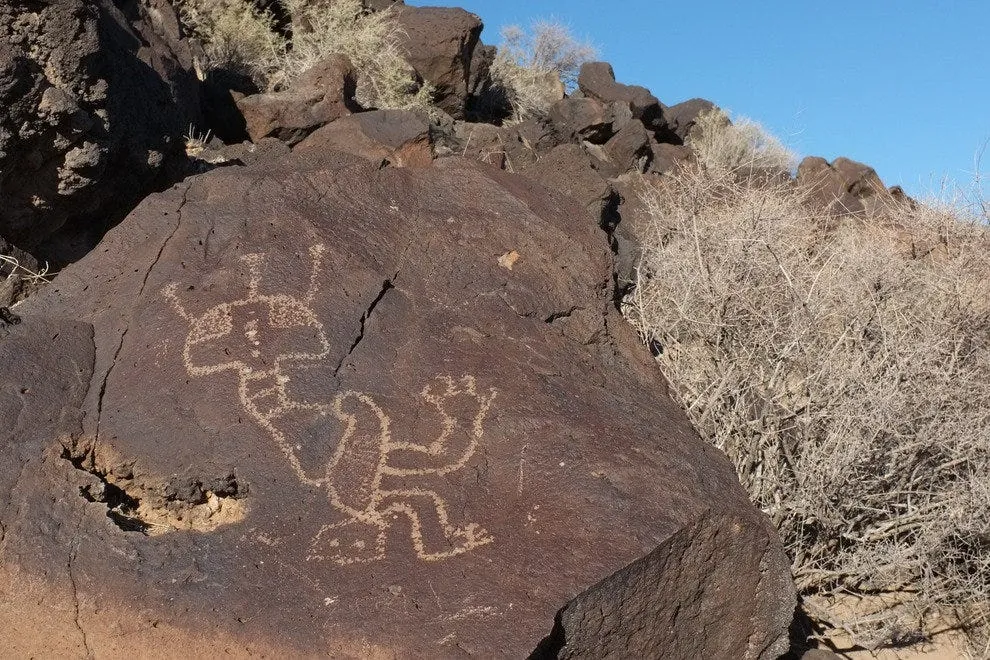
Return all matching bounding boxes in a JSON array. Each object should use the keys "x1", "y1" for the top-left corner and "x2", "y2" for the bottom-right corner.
[{"x1": 163, "y1": 245, "x2": 496, "y2": 564}]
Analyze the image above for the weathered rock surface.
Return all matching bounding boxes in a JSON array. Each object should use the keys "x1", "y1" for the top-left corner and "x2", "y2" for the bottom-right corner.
[
  {"x1": 518, "y1": 144, "x2": 619, "y2": 228},
  {"x1": 549, "y1": 97, "x2": 614, "y2": 144},
  {"x1": 0, "y1": 0, "x2": 201, "y2": 257},
  {"x1": 604, "y1": 120, "x2": 653, "y2": 173},
  {"x1": 578, "y1": 62, "x2": 664, "y2": 130},
  {"x1": 1, "y1": 148, "x2": 794, "y2": 656},
  {"x1": 661, "y1": 98, "x2": 716, "y2": 143},
  {"x1": 796, "y1": 155, "x2": 904, "y2": 216},
  {"x1": 236, "y1": 55, "x2": 359, "y2": 145},
  {"x1": 394, "y1": 6, "x2": 483, "y2": 117},
  {"x1": 295, "y1": 109, "x2": 433, "y2": 167},
  {"x1": 649, "y1": 140, "x2": 694, "y2": 175}
]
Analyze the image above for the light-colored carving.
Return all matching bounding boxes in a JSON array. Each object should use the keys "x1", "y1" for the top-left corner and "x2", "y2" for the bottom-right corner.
[{"x1": 163, "y1": 245, "x2": 496, "y2": 564}]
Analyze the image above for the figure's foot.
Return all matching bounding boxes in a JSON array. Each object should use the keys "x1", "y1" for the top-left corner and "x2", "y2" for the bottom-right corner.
[
  {"x1": 450, "y1": 522, "x2": 494, "y2": 549},
  {"x1": 417, "y1": 522, "x2": 494, "y2": 561},
  {"x1": 308, "y1": 518, "x2": 385, "y2": 565}
]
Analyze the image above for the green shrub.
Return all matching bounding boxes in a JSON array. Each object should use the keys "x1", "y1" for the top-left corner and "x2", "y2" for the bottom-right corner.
[{"x1": 626, "y1": 119, "x2": 990, "y2": 651}]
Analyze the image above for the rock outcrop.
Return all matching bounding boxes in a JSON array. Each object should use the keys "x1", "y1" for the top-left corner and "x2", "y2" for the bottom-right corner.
[
  {"x1": 236, "y1": 55, "x2": 360, "y2": 145},
  {"x1": 0, "y1": 0, "x2": 201, "y2": 259},
  {"x1": 796, "y1": 155, "x2": 911, "y2": 217},
  {"x1": 295, "y1": 109, "x2": 433, "y2": 167},
  {"x1": 1, "y1": 149, "x2": 795, "y2": 657},
  {"x1": 394, "y1": 6, "x2": 483, "y2": 117},
  {"x1": 578, "y1": 61, "x2": 665, "y2": 131}
]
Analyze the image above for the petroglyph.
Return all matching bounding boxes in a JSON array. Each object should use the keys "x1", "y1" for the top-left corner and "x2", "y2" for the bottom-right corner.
[{"x1": 163, "y1": 245, "x2": 496, "y2": 565}]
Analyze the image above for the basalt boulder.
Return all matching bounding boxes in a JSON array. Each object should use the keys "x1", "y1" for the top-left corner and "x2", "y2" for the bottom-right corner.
[
  {"x1": 578, "y1": 61, "x2": 665, "y2": 131},
  {"x1": 1, "y1": 149, "x2": 795, "y2": 657},
  {"x1": 796, "y1": 155, "x2": 905, "y2": 217},
  {"x1": 0, "y1": 0, "x2": 201, "y2": 259},
  {"x1": 294, "y1": 109, "x2": 433, "y2": 168},
  {"x1": 394, "y1": 6, "x2": 483, "y2": 118},
  {"x1": 236, "y1": 55, "x2": 360, "y2": 145},
  {"x1": 660, "y1": 98, "x2": 716, "y2": 143}
]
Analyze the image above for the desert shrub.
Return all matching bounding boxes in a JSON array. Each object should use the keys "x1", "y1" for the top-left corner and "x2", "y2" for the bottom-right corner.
[
  {"x1": 687, "y1": 107, "x2": 797, "y2": 174},
  {"x1": 178, "y1": 0, "x2": 433, "y2": 112},
  {"x1": 177, "y1": 0, "x2": 285, "y2": 85},
  {"x1": 489, "y1": 21, "x2": 596, "y2": 122},
  {"x1": 626, "y1": 120, "x2": 990, "y2": 650},
  {"x1": 280, "y1": 0, "x2": 434, "y2": 111}
]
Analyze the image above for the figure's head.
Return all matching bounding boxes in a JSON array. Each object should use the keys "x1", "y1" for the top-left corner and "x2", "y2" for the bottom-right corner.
[{"x1": 164, "y1": 245, "x2": 330, "y2": 377}]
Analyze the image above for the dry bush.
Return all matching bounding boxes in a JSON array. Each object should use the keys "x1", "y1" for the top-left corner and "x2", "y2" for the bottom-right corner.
[
  {"x1": 688, "y1": 107, "x2": 797, "y2": 175},
  {"x1": 177, "y1": 0, "x2": 285, "y2": 85},
  {"x1": 178, "y1": 0, "x2": 433, "y2": 112},
  {"x1": 625, "y1": 122, "x2": 990, "y2": 651},
  {"x1": 490, "y1": 21, "x2": 596, "y2": 122},
  {"x1": 280, "y1": 0, "x2": 434, "y2": 112}
]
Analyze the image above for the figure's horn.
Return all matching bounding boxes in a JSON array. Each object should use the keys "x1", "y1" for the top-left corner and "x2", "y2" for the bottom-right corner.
[
  {"x1": 306, "y1": 244, "x2": 327, "y2": 303},
  {"x1": 161, "y1": 282, "x2": 191, "y2": 321}
]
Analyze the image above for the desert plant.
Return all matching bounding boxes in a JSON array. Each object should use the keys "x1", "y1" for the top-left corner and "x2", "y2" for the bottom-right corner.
[
  {"x1": 178, "y1": 0, "x2": 433, "y2": 112},
  {"x1": 176, "y1": 0, "x2": 285, "y2": 85},
  {"x1": 626, "y1": 119, "x2": 990, "y2": 651},
  {"x1": 489, "y1": 20, "x2": 596, "y2": 122},
  {"x1": 687, "y1": 107, "x2": 797, "y2": 174},
  {"x1": 280, "y1": 0, "x2": 434, "y2": 111}
]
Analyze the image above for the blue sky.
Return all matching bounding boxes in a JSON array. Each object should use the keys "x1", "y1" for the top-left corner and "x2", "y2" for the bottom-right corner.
[{"x1": 409, "y1": 1, "x2": 990, "y2": 200}]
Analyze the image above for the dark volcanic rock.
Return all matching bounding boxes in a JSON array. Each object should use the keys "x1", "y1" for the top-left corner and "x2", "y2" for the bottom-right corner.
[
  {"x1": 578, "y1": 62, "x2": 664, "y2": 130},
  {"x1": 1, "y1": 150, "x2": 794, "y2": 656},
  {"x1": 649, "y1": 140, "x2": 694, "y2": 175},
  {"x1": 395, "y1": 6, "x2": 483, "y2": 118},
  {"x1": 796, "y1": 155, "x2": 902, "y2": 216},
  {"x1": 0, "y1": 0, "x2": 201, "y2": 256},
  {"x1": 236, "y1": 55, "x2": 359, "y2": 145},
  {"x1": 660, "y1": 98, "x2": 716, "y2": 143},
  {"x1": 549, "y1": 97, "x2": 613, "y2": 144},
  {"x1": 604, "y1": 121, "x2": 652, "y2": 173},
  {"x1": 295, "y1": 109, "x2": 433, "y2": 167},
  {"x1": 518, "y1": 144, "x2": 619, "y2": 227}
]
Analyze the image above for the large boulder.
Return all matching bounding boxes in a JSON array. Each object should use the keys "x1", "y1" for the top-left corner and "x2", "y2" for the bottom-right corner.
[
  {"x1": 604, "y1": 120, "x2": 653, "y2": 173},
  {"x1": 394, "y1": 6, "x2": 483, "y2": 118},
  {"x1": 518, "y1": 143, "x2": 619, "y2": 228},
  {"x1": 548, "y1": 97, "x2": 614, "y2": 144},
  {"x1": 1, "y1": 149, "x2": 795, "y2": 657},
  {"x1": 578, "y1": 62, "x2": 664, "y2": 131},
  {"x1": 796, "y1": 155, "x2": 904, "y2": 217},
  {"x1": 0, "y1": 0, "x2": 201, "y2": 258},
  {"x1": 236, "y1": 55, "x2": 359, "y2": 145},
  {"x1": 295, "y1": 109, "x2": 433, "y2": 168},
  {"x1": 660, "y1": 98, "x2": 716, "y2": 144}
]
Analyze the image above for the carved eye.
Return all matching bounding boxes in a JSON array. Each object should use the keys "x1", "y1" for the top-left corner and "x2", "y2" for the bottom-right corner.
[{"x1": 189, "y1": 306, "x2": 233, "y2": 344}]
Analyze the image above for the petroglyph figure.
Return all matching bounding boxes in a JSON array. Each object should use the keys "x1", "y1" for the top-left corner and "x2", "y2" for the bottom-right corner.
[{"x1": 163, "y1": 245, "x2": 496, "y2": 564}]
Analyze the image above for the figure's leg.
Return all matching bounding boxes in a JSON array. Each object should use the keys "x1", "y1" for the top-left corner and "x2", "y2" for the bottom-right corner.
[{"x1": 376, "y1": 489, "x2": 493, "y2": 561}]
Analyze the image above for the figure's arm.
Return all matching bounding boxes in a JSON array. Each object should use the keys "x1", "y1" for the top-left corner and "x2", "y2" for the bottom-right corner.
[{"x1": 384, "y1": 375, "x2": 497, "y2": 476}]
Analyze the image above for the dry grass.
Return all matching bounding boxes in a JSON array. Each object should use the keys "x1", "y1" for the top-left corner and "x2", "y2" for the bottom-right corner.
[
  {"x1": 178, "y1": 0, "x2": 434, "y2": 112},
  {"x1": 489, "y1": 20, "x2": 596, "y2": 122},
  {"x1": 177, "y1": 0, "x2": 285, "y2": 85},
  {"x1": 625, "y1": 120, "x2": 990, "y2": 652},
  {"x1": 687, "y1": 107, "x2": 797, "y2": 174},
  {"x1": 280, "y1": 0, "x2": 434, "y2": 112},
  {"x1": 1, "y1": 254, "x2": 52, "y2": 305}
]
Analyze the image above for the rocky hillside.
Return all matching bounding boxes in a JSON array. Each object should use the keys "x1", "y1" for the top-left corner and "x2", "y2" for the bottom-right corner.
[{"x1": 0, "y1": 1, "x2": 954, "y2": 658}]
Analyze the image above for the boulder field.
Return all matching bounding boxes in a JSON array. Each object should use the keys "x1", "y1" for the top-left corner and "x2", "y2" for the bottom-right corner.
[{"x1": 0, "y1": 148, "x2": 796, "y2": 657}]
